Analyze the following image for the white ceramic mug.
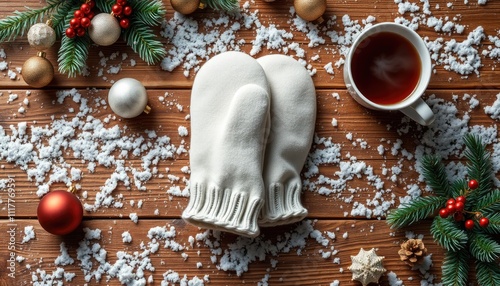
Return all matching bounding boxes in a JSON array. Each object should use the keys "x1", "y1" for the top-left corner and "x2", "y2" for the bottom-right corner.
[{"x1": 343, "y1": 22, "x2": 435, "y2": 126}]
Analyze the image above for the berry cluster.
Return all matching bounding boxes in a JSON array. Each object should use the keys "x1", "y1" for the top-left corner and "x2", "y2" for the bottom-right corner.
[
  {"x1": 65, "y1": 1, "x2": 95, "y2": 38},
  {"x1": 111, "y1": 0, "x2": 133, "y2": 29},
  {"x1": 438, "y1": 179, "x2": 489, "y2": 230}
]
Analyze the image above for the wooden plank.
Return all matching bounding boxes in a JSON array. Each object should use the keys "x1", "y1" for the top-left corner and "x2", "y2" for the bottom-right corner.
[
  {"x1": 0, "y1": 219, "x2": 446, "y2": 286},
  {"x1": 0, "y1": 88, "x2": 497, "y2": 219},
  {"x1": 0, "y1": 1, "x2": 498, "y2": 89}
]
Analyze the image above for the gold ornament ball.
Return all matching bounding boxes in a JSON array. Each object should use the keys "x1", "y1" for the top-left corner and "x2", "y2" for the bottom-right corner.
[
  {"x1": 88, "y1": 13, "x2": 121, "y2": 46},
  {"x1": 22, "y1": 55, "x2": 54, "y2": 88},
  {"x1": 294, "y1": 0, "x2": 327, "y2": 22},
  {"x1": 170, "y1": 0, "x2": 201, "y2": 15}
]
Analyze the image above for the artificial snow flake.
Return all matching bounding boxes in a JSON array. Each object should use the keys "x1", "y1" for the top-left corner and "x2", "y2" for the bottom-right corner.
[{"x1": 348, "y1": 248, "x2": 386, "y2": 286}]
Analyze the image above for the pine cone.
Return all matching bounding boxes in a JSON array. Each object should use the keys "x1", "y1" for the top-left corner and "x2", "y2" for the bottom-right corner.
[{"x1": 398, "y1": 239, "x2": 427, "y2": 266}]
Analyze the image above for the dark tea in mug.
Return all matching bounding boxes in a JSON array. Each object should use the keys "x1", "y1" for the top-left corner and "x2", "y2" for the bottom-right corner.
[{"x1": 350, "y1": 31, "x2": 421, "y2": 105}]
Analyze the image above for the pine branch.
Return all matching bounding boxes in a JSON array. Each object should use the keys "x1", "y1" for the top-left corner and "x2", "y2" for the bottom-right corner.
[
  {"x1": 129, "y1": 0, "x2": 166, "y2": 26},
  {"x1": 431, "y1": 217, "x2": 468, "y2": 252},
  {"x1": 441, "y1": 249, "x2": 469, "y2": 286},
  {"x1": 481, "y1": 212, "x2": 500, "y2": 235},
  {"x1": 123, "y1": 21, "x2": 166, "y2": 65},
  {"x1": 95, "y1": 0, "x2": 116, "y2": 13},
  {"x1": 203, "y1": 0, "x2": 239, "y2": 11},
  {"x1": 476, "y1": 261, "x2": 500, "y2": 286},
  {"x1": 58, "y1": 35, "x2": 91, "y2": 77},
  {"x1": 421, "y1": 155, "x2": 451, "y2": 197},
  {"x1": 51, "y1": 0, "x2": 80, "y2": 37},
  {"x1": 464, "y1": 134, "x2": 493, "y2": 197},
  {"x1": 473, "y1": 190, "x2": 500, "y2": 215},
  {"x1": 386, "y1": 196, "x2": 447, "y2": 229},
  {"x1": 449, "y1": 178, "x2": 466, "y2": 199},
  {"x1": 0, "y1": 0, "x2": 65, "y2": 42},
  {"x1": 468, "y1": 232, "x2": 500, "y2": 262}
]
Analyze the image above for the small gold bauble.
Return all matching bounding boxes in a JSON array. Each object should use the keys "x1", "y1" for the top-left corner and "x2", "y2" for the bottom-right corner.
[
  {"x1": 22, "y1": 53, "x2": 54, "y2": 88},
  {"x1": 293, "y1": 0, "x2": 327, "y2": 22},
  {"x1": 88, "y1": 13, "x2": 121, "y2": 46},
  {"x1": 170, "y1": 0, "x2": 201, "y2": 15},
  {"x1": 27, "y1": 23, "x2": 56, "y2": 51}
]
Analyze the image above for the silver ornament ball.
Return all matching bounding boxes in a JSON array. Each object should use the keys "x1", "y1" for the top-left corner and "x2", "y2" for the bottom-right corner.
[
  {"x1": 108, "y1": 78, "x2": 149, "y2": 118},
  {"x1": 27, "y1": 23, "x2": 56, "y2": 51},
  {"x1": 88, "y1": 13, "x2": 121, "y2": 46}
]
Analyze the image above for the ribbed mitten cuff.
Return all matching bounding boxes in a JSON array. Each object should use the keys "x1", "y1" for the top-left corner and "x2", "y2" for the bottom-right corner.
[
  {"x1": 259, "y1": 182, "x2": 308, "y2": 227},
  {"x1": 182, "y1": 182, "x2": 264, "y2": 237}
]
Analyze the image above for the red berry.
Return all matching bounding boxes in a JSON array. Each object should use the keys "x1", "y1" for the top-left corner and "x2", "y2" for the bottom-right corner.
[
  {"x1": 76, "y1": 27, "x2": 86, "y2": 37},
  {"x1": 479, "y1": 217, "x2": 489, "y2": 228},
  {"x1": 74, "y1": 9, "x2": 84, "y2": 18},
  {"x1": 454, "y1": 211, "x2": 464, "y2": 221},
  {"x1": 447, "y1": 198, "x2": 456, "y2": 205},
  {"x1": 69, "y1": 18, "x2": 80, "y2": 28},
  {"x1": 439, "y1": 208, "x2": 449, "y2": 218},
  {"x1": 117, "y1": 0, "x2": 127, "y2": 5},
  {"x1": 65, "y1": 27, "x2": 76, "y2": 38},
  {"x1": 112, "y1": 4, "x2": 123, "y2": 15},
  {"x1": 87, "y1": 0, "x2": 95, "y2": 8},
  {"x1": 123, "y1": 6, "x2": 132, "y2": 16},
  {"x1": 465, "y1": 219, "x2": 475, "y2": 230},
  {"x1": 119, "y1": 18, "x2": 130, "y2": 29},
  {"x1": 446, "y1": 203, "x2": 456, "y2": 213},
  {"x1": 80, "y1": 4, "x2": 91, "y2": 14},
  {"x1": 455, "y1": 201, "x2": 465, "y2": 212},
  {"x1": 87, "y1": 11, "x2": 95, "y2": 20},
  {"x1": 456, "y1": 195, "x2": 466, "y2": 203},
  {"x1": 468, "y1": 179, "x2": 479, "y2": 190},
  {"x1": 80, "y1": 17, "x2": 91, "y2": 28}
]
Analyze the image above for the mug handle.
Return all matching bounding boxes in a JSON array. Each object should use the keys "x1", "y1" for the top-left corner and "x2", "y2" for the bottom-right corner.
[{"x1": 400, "y1": 98, "x2": 435, "y2": 126}]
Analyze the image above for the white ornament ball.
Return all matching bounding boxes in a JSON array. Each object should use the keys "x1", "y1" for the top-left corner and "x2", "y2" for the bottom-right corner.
[
  {"x1": 108, "y1": 78, "x2": 149, "y2": 118},
  {"x1": 88, "y1": 13, "x2": 121, "y2": 46},
  {"x1": 27, "y1": 23, "x2": 56, "y2": 51}
]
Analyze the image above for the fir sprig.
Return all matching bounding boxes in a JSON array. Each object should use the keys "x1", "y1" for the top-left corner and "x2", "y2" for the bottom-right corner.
[
  {"x1": 386, "y1": 196, "x2": 446, "y2": 229},
  {"x1": 430, "y1": 217, "x2": 467, "y2": 252},
  {"x1": 387, "y1": 134, "x2": 500, "y2": 285},
  {"x1": 476, "y1": 261, "x2": 500, "y2": 286},
  {"x1": 58, "y1": 34, "x2": 91, "y2": 77},
  {"x1": 203, "y1": 0, "x2": 239, "y2": 11},
  {"x1": 441, "y1": 250, "x2": 469, "y2": 286},
  {"x1": 0, "y1": 0, "x2": 167, "y2": 77},
  {"x1": 0, "y1": 0, "x2": 66, "y2": 42},
  {"x1": 123, "y1": 21, "x2": 166, "y2": 65}
]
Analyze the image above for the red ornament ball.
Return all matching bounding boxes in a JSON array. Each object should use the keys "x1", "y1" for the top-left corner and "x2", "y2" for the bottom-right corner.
[
  {"x1": 479, "y1": 217, "x2": 489, "y2": 228},
  {"x1": 37, "y1": 190, "x2": 83, "y2": 235},
  {"x1": 65, "y1": 28, "x2": 76, "y2": 38},
  {"x1": 80, "y1": 3, "x2": 91, "y2": 14},
  {"x1": 453, "y1": 211, "x2": 464, "y2": 221},
  {"x1": 465, "y1": 219, "x2": 475, "y2": 230},
  {"x1": 112, "y1": 4, "x2": 123, "y2": 15},
  {"x1": 123, "y1": 6, "x2": 133, "y2": 16},
  {"x1": 468, "y1": 179, "x2": 479, "y2": 190},
  {"x1": 81, "y1": 17, "x2": 91, "y2": 28},
  {"x1": 455, "y1": 201, "x2": 465, "y2": 212},
  {"x1": 439, "y1": 208, "x2": 449, "y2": 218},
  {"x1": 456, "y1": 195, "x2": 466, "y2": 203},
  {"x1": 120, "y1": 18, "x2": 130, "y2": 29}
]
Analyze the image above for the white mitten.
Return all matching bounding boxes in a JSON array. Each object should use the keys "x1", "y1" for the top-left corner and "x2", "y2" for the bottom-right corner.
[
  {"x1": 182, "y1": 51, "x2": 271, "y2": 237},
  {"x1": 257, "y1": 55, "x2": 316, "y2": 226}
]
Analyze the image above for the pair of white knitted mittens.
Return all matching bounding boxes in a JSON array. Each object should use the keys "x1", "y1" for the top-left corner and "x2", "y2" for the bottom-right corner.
[{"x1": 182, "y1": 51, "x2": 317, "y2": 237}]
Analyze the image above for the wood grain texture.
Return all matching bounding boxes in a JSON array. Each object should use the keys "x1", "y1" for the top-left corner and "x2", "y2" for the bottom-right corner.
[{"x1": 0, "y1": 0, "x2": 498, "y2": 285}]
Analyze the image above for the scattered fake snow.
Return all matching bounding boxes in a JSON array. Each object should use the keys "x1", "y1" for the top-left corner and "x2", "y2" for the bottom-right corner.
[{"x1": 1, "y1": 0, "x2": 500, "y2": 285}]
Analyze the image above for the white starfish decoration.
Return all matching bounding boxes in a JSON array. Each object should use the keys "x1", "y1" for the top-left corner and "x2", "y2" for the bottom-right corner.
[{"x1": 348, "y1": 248, "x2": 386, "y2": 286}]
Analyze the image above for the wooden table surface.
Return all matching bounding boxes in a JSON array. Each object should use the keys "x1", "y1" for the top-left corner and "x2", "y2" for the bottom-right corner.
[{"x1": 1, "y1": 0, "x2": 499, "y2": 285}]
